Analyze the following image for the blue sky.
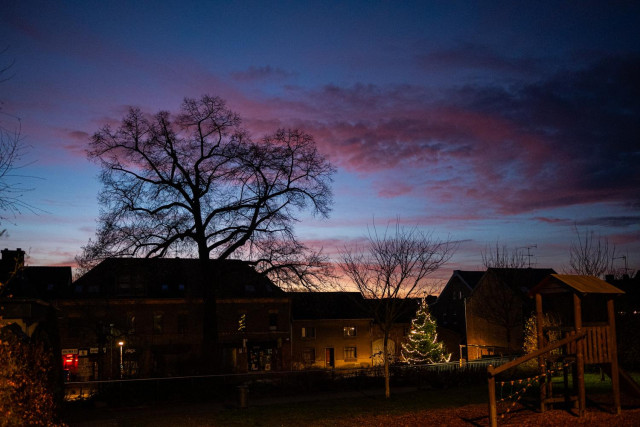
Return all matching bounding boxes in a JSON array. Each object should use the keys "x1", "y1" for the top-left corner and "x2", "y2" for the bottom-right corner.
[{"x1": 1, "y1": 1, "x2": 638, "y2": 280}]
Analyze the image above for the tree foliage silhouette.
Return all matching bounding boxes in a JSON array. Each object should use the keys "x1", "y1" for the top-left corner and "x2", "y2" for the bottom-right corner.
[
  {"x1": 80, "y1": 95, "x2": 335, "y2": 286},
  {"x1": 80, "y1": 95, "x2": 335, "y2": 362}
]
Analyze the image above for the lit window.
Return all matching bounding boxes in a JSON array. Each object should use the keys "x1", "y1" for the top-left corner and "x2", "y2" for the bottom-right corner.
[
  {"x1": 301, "y1": 327, "x2": 316, "y2": 338},
  {"x1": 344, "y1": 346, "x2": 357, "y2": 360},
  {"x1": 343, "y1": 326, "x2": 357, "y2": 337}
]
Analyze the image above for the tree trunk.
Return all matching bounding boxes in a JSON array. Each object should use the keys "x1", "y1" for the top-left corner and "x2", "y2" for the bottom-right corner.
[
  {"x1": 199, "y1": 252, "x2": 220, "y2": 373},
  {"x1": 384, "y1": 333, "x2": 390, "y2": 398}
]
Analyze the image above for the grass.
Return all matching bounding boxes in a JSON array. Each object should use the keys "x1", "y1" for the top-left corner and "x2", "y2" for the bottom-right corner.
[
  {"x1": 66, "y1": 383, "x2": 489, "y2": 426},
  {"x1": 64, "y1": 370, "x2": 640, "y2": 426}
]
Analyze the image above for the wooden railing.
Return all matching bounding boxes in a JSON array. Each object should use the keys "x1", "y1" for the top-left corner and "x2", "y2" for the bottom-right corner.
[
  {"x1": 567, "y1": 326, "x2": 610, "y2": 364},
  {"x1": 487, "y1": 330, "x2": 587, "y2": 427}
]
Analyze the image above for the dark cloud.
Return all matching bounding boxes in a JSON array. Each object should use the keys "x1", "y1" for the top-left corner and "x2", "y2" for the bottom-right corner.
[
  {"x1": 575, "y1": 216, "x2": 640, "y2": 228},
  {"x1": 415, "y1": 42, "x2": 543, "y2": 79},
  {"x1": 231, "y1": 66, "x2": 296, "y2": 82},
  {"x1": 282, "y1": 55, "x2": 640, "y2": 216}
]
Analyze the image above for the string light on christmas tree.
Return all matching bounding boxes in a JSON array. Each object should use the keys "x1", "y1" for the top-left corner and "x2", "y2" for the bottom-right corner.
[{"x1": 401, "y1": 297, "x2": 451, "y2": 364}]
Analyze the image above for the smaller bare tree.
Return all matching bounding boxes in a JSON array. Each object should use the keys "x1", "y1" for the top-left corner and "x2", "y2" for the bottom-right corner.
[
  {"x1": 339, "y1": 221, "x2": 456, "y2": 398},
  {"x1": 476, "y1": 243, "x2": 530, "y2": 351},
  {"x1": 567, "y1": 226, "x2": 615, "y2": 278}
]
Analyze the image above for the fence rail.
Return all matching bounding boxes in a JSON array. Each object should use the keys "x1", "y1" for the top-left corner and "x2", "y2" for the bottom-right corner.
[{"x1": 64, "y1": 356, "x2": 518, "y2": 402}]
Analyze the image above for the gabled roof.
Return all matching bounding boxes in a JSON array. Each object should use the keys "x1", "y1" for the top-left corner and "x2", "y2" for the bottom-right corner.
[
  {"x1": 529, "y1": 274, "x2": 625, "y2": 297},
  {"x1": 72, "y1": 258, "x2": 284, "y2": 299},
  {"x1": 288, "y1": 292, "x2": 372, "y2": 320},
  {"x1": 476, "y1": 267, "x2": 557, "y2": 297},
  {"x1": 4, "y1": 266, "x2": 72, "y2": 300},
  {"x1": 455, "y1": 270, "x2": 485, "y2": 290}
]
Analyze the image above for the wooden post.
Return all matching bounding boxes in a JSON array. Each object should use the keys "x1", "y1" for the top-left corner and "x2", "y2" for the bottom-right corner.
[
  {"x1": 573, "y1": 293, "x2": 585, "y2": 417},
  {"x1": 488, "y1": 365, "x2": 497, "y2": 427},
  {"x1": 608, "y1": 297, "x2": 621, "y2": 415}
]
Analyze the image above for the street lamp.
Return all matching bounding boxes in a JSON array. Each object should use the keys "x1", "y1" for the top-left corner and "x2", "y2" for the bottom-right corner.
[{"x1": 118, "y1": 341, "x2": 124, "y2": 379}]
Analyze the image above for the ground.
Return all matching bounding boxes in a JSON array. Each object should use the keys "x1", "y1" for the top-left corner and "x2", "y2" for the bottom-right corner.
[{"x1": 65, "y1": 391, "x2": 640, "y2": 426}]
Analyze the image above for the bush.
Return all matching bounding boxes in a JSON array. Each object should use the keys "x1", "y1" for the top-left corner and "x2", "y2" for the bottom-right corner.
[{"x1": 0, "y1": 331, "x2": 63, "y2": 426}]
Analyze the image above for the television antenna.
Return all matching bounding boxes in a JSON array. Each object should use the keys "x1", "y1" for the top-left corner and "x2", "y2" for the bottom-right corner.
[
  {"x1": 518, "y1": 244, "x2": 537, "y2": 268},
  {"x1": 612, "y1": 255, "x2": 630, "y2": 276}
]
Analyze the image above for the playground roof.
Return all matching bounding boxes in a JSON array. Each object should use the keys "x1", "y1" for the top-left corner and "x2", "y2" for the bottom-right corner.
[{"x1": 528, "y1": 274, "x2": 625, "y2": 297}]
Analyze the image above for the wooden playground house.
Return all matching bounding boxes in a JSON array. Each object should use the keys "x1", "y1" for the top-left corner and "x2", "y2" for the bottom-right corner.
[{"x1": 487, "y1": 274, "x2": 640, "y2": 426}]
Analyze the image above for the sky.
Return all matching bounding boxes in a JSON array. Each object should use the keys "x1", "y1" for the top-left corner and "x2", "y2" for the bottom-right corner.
[{"x1": 0, "y1": 1, "x2": 638, "y2": 282}]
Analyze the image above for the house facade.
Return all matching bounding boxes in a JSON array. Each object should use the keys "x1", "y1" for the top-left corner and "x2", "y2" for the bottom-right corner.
[
  {"x1": 55, "y1": 258, "x2": 292, "y2": 380},
  {"x1": 289, "y1": 292, "x2": 374, "y2": 369},
  {"x1": 430, "y1": 270, "x2": 483, "y2": 360},
  {"x1": 433, "y1": 268, "x2": 557, "y2": 361}
]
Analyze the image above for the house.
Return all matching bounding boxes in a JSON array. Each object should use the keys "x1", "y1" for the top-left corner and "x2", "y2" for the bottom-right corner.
[
  {"x1": 434, "y1": 268, "x2": 556, "y2": 361},
  {"x1": 55, "y1": 258, "x2": 291, "y2": 380},
  {"x1": 430, "y1": 270, "x2": 484, "y2": 360},
  {"x1": 0, "y1": 248, "x2": 71, "y2": 348},
  {"x1": 289, "y1": 292, "x2": 373, "y2": 369},
  {"x1": 463, "y1": 268, "x2": 555, "y2": 360},
  {"x1": 0, "y1": 248, "x2": 72, "y2": 405}
]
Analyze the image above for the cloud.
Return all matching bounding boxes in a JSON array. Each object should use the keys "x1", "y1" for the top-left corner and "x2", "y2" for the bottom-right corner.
[
  {"x1": 243, "y1": 55, "x2": 639, "y2": 218},
  {"x1": 415, "y1": 42, "x2": 543, "y2": 79},
  {"x1": 231, "y1": 66, "x2": 296, "y2": 82}
]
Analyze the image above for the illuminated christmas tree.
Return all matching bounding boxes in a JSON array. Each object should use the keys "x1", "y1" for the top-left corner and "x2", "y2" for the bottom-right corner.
[{"x1": 401, "y1": 298, "x2": 451, "y2": 364}]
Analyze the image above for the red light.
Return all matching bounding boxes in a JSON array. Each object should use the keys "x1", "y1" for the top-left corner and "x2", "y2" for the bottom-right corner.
[{"x1": 62, "y1": 354, "x2": 78, "y2": 369}]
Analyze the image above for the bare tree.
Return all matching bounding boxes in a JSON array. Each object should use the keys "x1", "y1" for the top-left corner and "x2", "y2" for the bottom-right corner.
[
  {"x1": 473, "y1": 242, "x2": 528, "y2": 350},
  {"x1": 0, "y1": 49, "x2": 33, "y2": 229},
  {"x1": 339, "y1": 221, "x2": 456, "y2": 398},
  {"x1": 80, "y1": 95, "x2": 335, "y2": 357},
  {"x1": 567, "y1": 226, "x2": 615, "y2": 278}
]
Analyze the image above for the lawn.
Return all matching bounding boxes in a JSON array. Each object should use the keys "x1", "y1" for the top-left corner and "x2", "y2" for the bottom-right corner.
[{"x1": 64, "y1": 371, "x2": 640, "y2": 426}]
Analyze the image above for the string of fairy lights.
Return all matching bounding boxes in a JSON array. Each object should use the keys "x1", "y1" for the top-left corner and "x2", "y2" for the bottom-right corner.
[{"x1": 497, "y1": 359, "x2": 575, "y2": 420}]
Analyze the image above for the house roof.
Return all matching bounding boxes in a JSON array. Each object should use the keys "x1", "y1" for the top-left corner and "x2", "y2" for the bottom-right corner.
[
  {"x1": 478, "y1": 267, "x2": 557, "y2": 297},
  {"x1": 288, "y1": 292, "x2": 372, "y2": 320},
  {"x1": 72, "y1": 258, "x2": 284, "y2": 299},
  {"x1": 3, "y1": 266, "x2": 72, "y2": 300},
  {"x1": 529, "y1": 274, "x2": 625, "y2": 297},
  {"x1": 455, "y1": 270, "x2": 485, "y2": 290}
]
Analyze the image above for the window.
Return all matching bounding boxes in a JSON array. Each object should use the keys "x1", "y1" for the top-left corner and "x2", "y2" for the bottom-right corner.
[
  {"x1": 343, "y1": 326, "x2": 357, "y2": 337},
  {"x1": 153, "y1": 313, "x2": 163, "y2": 334},
  {"x1": 127, "y1": 313, "x2": 136, "y2": 334},
  {"x1": 344, "y1": 346, "x2": 357, "y2": 360},
  {"x1": 302, "y1": 348, "x2": 315, "y2": 364},
  {"x1": 301, "y1": 326, "x2": 316, "y2": 339},
  {"x1": 177, "y1": 314, "x2": 188, "y2": 335},
  {"x1": 268, "y1": 311, "x2": 278, "y2": 331},
  {"x1": 117, "y1": 274, "x2": 131, "y2": 295}
]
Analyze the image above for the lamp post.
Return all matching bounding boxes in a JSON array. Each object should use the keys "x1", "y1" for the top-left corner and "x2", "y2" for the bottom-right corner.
[{"x1": 118, "y1": 341, "x2": 124, "y2": 379}]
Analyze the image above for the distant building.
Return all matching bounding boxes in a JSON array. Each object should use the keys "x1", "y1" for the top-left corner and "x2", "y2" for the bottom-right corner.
[
  {"x1": 434, "y1": 268, "x2": 556, "y2": 361},
  {"x1": 289, "y1": 292, "x2": 373, "y2": 369},
  {"x1": 55, "y1": 258, "x2": 291, "y2": 380}
]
